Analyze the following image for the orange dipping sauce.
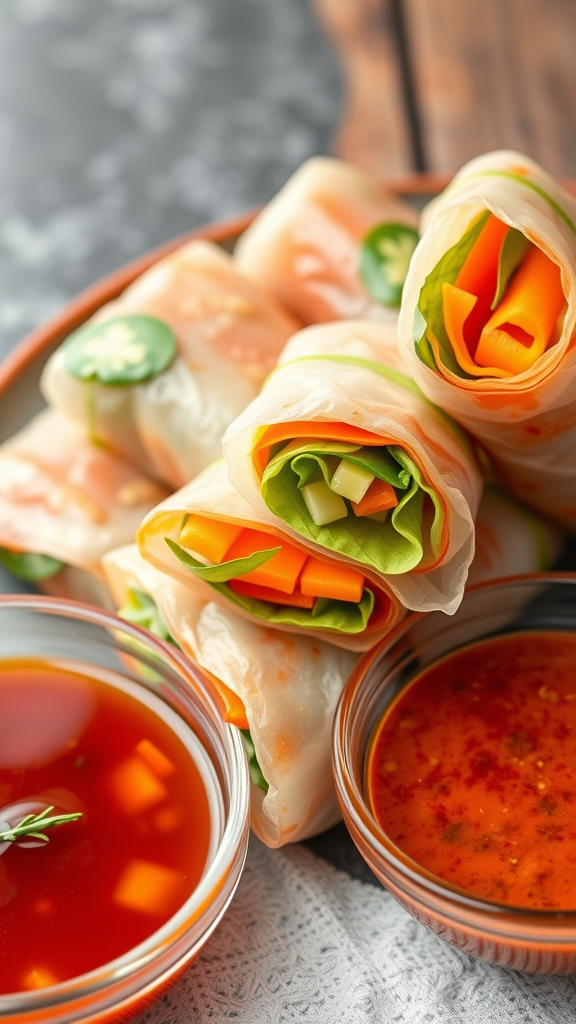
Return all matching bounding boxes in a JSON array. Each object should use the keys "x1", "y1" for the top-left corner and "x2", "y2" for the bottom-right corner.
[
  {"x1": 367, "y1": 632, "x2": 576, "y2": 910},
  {"x1": 0, "y1": 659, "x2": 215, "y2": 995}
]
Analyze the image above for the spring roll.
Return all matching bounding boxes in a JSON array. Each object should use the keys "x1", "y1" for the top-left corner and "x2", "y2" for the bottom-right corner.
[
  {"x1": 136, "y1": 458, "x2": 404, "y2": 652},
  {"x1": 0, "y1": 410, "x2": 167, "y2": 592},
  {"x1": 399, "y1": 150, "x2": 576, "y2": 527},
  {"x1": 41, "y1": 240, "x2": 299, "y2": 489},
  {"x1": 467, "y1": 486, "x2": 564, "y2": 587},
  {"x1": 103, "y1": 544, "x2": 357, "y2": 847},
  {"x1": 223, "y1": 320, "x2": 482, "y2": 614},
  {"x1": 235, "y1": 157, "x2": 419, "y2": 324}
]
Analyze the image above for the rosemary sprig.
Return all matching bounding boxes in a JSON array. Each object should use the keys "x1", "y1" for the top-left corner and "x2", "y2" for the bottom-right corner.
[{"x1": 0, "y1": 806, "x2": 83, "y2": 844}]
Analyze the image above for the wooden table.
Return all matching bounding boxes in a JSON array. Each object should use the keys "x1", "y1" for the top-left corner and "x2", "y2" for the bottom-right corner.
[{"x1": 312, "y1": 0, "x2": 576, "y2": 179}]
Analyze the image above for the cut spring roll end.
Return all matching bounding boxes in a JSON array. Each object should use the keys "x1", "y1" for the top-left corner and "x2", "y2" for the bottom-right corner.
[
  {"x1": 250, "y1": 421, "x2": 447, "y2": 578},
  {"x1": 420, "y1": 209, "x2": 566, "y2": 381},
  {"x1": 142, "y1": 511, "x2": 401, "y2": 644}
]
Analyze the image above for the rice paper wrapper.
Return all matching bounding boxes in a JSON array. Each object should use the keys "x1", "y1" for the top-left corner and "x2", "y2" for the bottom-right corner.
[
  {"x1": 467, "y1": 486, "x2": 564, "y2": 588},
  {"x1": 223, "y1": 320, "x2": 483, "y2": 614},
  {"x1": 0, "y1": 409, "x2": 167, "y2": 577},
  {"x1": 136, "y1": 458, "x2": 404, "y2": 651},
  {"x1": 41, "y1": 240, "x2": 299, "y2": 490},
  {"x1": 234, "y1": 157, "x2": 418, "y2": 325},
  {"x1": 399, "y1": 150, "x2": 576, "y2": 527},
  {"x1": 103, "y1": 544, "x2": 357, "y2": 847}
]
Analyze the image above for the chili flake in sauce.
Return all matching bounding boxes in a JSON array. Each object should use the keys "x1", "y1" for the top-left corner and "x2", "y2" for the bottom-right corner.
[{"x1": 367, "y1": 632, "x2": 576, "y2": 909}]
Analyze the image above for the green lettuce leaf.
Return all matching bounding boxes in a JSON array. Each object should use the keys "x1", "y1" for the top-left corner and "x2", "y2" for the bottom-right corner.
[
  {"x1": 0, "y1": 548, "x2": 65, "y2": 581},
  {"x1": 491, "y1": 228, "x2": 529, "y2": 309},
  {"x1": 260, "y1": 440, "x2": 443, "y2": 576},
  {"x1": 166, "y1": 538, "x2": 281, "y2": 582},
  {"x1": 414, "y1": 210, "x2": 489, "y2": 377},
  {"x1": 119, "y1": 588, "x2": 177, "y2": 645},
  {"x1": 165, "y1": 537, "x2": 375, "y2": 634},
  {"x1": 240, "y1": 730, "x2": 269, "y2": 792}
]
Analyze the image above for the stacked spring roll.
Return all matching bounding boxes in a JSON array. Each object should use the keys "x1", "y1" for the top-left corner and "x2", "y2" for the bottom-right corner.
[
  {"x1": 136, "y1": 458, "x2": 404, "y2": 652},
  {"x1": 223, "y1": 320, "x2": 483, "y2": 614},
  {"x1": 41, "y1": 240, "x2": 299, "y2": 490},
  {"x1": 399, "y1": 150, "x2": 576, "y2": 527},
  {"x1": 235, "y1": 157, "x2": 419, "y2": 324},
  {"x1": 0, "y1": 410, "x2": 167, "y2": 602},
  {"x1": 104, "y1": 490, "x2": 562, "y2": 846},
  {"x1": 103, "y1": 544, "x2": 357, "y2": 847}
]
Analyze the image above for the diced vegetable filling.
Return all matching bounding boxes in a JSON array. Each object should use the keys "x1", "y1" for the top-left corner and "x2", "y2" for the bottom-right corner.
[
  {"x1": 177, "y1": 514, "x2": 367, "y2": 610},
  {"x1": 416, "y1": 211, "x2": 566, "y2": 378},
  {"x1": 255, "y1": 431, "x2": 442, "y2": 577}
]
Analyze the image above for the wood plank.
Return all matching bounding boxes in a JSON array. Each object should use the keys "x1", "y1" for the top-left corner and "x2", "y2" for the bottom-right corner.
[
  {"x1": 311, "y1": 0, "x2": 414, "y2": 177},
  {"x1": 404, "y1": 0, "x2": 576, "y2": 176}
]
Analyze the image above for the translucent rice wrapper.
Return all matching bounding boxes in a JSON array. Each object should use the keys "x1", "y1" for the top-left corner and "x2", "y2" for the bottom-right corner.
[
  {"x1": 223, "y1": 321, "x2": 483, "y2": 614},
  {"x1": 103, "y1": 544, "x2": 357, "y2": 847},
  {"x1": 136, "y1": 458, "x2": 405, "y2": 652},
  {"x1": 467, "y1": 486, "x2": 564, "y2": 587},
  {"x1": 399, "y1": 150, "x2": 576, "y2": 528},
  {"x1": 41, "y1": 240, "x2": 299, "y2": 490},
  {"x1": 0, "y1": 409, "x2": 168, "y2": 579},
  {"x1": 234, "y1": 157, "x2": 419, "y2": 324}
]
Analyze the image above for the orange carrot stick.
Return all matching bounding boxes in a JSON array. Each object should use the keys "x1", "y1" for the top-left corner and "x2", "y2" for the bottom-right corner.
[
  {"x1": 475, "y1": 246, "x2": 565, "y2": 375},
  {"x1": 180, "y1": 515, "x2": 242, "y2": 563},
  {"x1": 351, "y1": 478, "x2": 398, "y2": 517},
  {"x1": 300, "y1": 556, "x2": 365, "y2": 604},
  {"x1": 226, "y1": 528, "x2": 307, "y2": 594}
]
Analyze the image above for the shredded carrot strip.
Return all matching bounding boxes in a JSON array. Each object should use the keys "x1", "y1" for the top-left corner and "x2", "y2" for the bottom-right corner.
[
  {"x1": 351, "y1": 478, "x2": 398, "y2": 517},
  {"x1": 252, "y1": 421, "x2": 385, "y2": 477},
  {"x1": 454, "y1": 214, "x2": 509, "y2": 353},
  {"x1": 475, "y1": 246, "x2": 565, "y2": 375},
  {"x1": 200, "y1": 666, "x2": 249, "y2": 730},
  {"x1": 442, "y1": 283, "x2": 513, "y2": 378}
]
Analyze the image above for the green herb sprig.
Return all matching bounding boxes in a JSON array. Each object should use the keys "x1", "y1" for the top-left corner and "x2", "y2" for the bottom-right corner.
[{"x1": 0, "y1": 806, "x2": 83, "y2": 845}]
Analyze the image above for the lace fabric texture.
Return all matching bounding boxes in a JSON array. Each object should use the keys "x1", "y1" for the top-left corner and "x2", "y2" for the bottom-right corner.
[{"x1": 135, "y1": 838, "x2": 576, "y2": 1024}]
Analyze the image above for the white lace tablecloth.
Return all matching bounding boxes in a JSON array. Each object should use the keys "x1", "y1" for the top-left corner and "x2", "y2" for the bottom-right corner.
[{"x1": 135, "y1": 837, "x2": 576, "y2": 1024}]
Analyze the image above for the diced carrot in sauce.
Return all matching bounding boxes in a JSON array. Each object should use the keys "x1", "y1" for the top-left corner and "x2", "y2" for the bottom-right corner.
[
  {"x1": 300, "y1": 556, "x2": 365, "y2": 604},
  {"x1": 475, "y1": 246, "x2": 565, "y2": 375},
  {"x1": 226, "y1": 528, "x2": 307, "y2": 594},
  {"x1": 22, "y1": 968, "x2": 58, "y2": 991},
  {"x1": 135, "y1": 739, "x2": 175, "y2": 778},
  {"x1": 109, "y1": 756, "x2": 167, "y2": 814},
  {"x1": 153, "y1": 806, "x2": 183, "y2": 833},
  {"x1": 112, "y1": 860, "x2": 184, "y2": 916},
  {"x1": 351, "y1": 478, "x2": 398, "y2": 517},
  {"x1": 229, "y1": 578, "x2": 315, "y2": 608},
  {"x1": 179, "y1": 514, "x2": 242, "y2": 563}
]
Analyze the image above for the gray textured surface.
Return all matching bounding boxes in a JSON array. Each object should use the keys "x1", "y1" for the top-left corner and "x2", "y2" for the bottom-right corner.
[{"x1": 0, "y1": 0, "x2": 341, "y2": 360}]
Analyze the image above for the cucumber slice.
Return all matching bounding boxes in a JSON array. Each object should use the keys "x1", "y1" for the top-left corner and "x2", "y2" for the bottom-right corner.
[
  {"x1": 330, "y1": 459, "x2": 375, "y2": 503},
  {"x1": 301, "y1": 480, "x2": 348, "y2": 526}
]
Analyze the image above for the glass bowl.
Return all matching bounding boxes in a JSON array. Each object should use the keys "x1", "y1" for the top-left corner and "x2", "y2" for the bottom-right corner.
[
  {"x1": 0, "y1": 595, "x2": 250, "y2": 1023},
  {"x1": 333, "y1": 574, "x2": 576, "y2": 975}
]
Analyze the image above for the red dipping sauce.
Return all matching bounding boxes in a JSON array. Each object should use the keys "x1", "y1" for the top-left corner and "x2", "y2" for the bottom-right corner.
[
  {"x1": 0, "y1": 658, "x2": 216, "y2": 995},
  {"x1": 367, "y1": 632, "x2": 576, "y2": 910}
]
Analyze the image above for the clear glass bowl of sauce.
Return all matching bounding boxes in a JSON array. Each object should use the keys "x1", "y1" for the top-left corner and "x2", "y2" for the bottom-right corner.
[
  {"x1": 333, "y1": 575, "x2": 576, "y2": 974},
  {"x1": 0, "y1": 596, "x2": 250, "y2": 1022}
]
